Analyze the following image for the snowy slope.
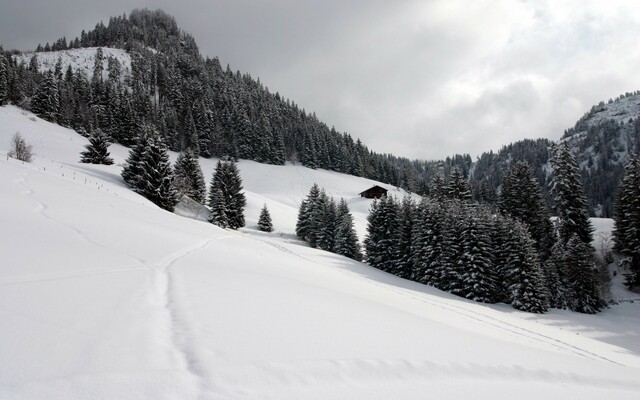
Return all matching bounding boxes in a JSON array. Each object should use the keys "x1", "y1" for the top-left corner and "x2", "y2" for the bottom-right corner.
[
  {"x1": 13, "y1": 47, "x2": 132, "y2": 81},
  {"x1": 1, "y1": 105, "x2": 640, "y2": 399}
]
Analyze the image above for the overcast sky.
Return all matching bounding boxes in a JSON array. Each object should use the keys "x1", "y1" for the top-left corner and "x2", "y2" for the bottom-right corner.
[{"x1": 2, "y1": 0, "x2": 640, "y2": 160}]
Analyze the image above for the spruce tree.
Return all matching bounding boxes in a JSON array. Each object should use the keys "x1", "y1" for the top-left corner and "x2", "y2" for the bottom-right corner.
[
  {"x1": 316, "y1": 194, "x2": 337, "y2": 251},
  {"x1": 503, "y1": 221, "x2": 549, "y2": 313},
  {"x1": 30, "y1": 71, "x2": 59, "y2": 122},
  {"x1": 121, "y1": 128, "x2": 150, "y2": 188},
  {"x1": 550, "y1": 143, "x2": 594, "y2": 245},
  {"x1": 173, "y1": 149, "x2": 206, "y2": 203},
  {"x1": 0, "y1": 54, "x2": 8, "y2": 106},
  {"x1": 451, "y1": 209, "x2": 498, "y2": 303},
  {"x1": 257, "y1": 204, "x2": 274, "y2": 232},
  {"x1": 613, "y1": 154, "x2": 640, "y2": 289},
  {"x1": 499, "y1": 161, "x2": 554, "y2": 261},
  {"x1": 208, "y1": 187, "x2": 228, "y2": 228},
  {"x1": 208, "y1": 161, "x2": 246, "y2": 229},
  {"x1": 446, "y1": 167, "x2": 471, "y2": 201},
  {"x1": 550, "y1": 143, "x2": 603, "y2": 312},
  {"x1": 80, "y1": 128, "x2": 114, "y2": 165},
  {"x1": 296, "y1": 184, "x2": 322, "y2": 244},
  {"x1": 564, "y1": 235, "x2": 604, "y2": 314},
  {"x1": 333, "y1": 198, "x2": 362, "y2": 261},
  {"x1": 364, "y1": 195, "x2": 400, "y2": 273},
  {"x1": 396, "y1": 195, "x2": 415, "y2": 278},
  {"x1": 137, "y1": 132, "x2": 179, "y2": 211}
]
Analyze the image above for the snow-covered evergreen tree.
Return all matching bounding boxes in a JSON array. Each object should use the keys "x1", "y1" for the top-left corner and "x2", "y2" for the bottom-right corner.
[
  {"x1": 364, "y1": 195, "x2": 400, "y2": 273},
  {"x1": 446, "y1": 167, "x2": 471, "y2": 202},
  {"x1": 396, "y1": 195, "x2": 415, "y2": 278},
  {"x1": 80, "y1": 128, "x2": 113, "y2": 165},
  {"x1": 0, "y1": 52, "x2": 8, "y2": 106},
  {"x1": 613, "y1": 153, "x2": 640, "y2": 288},
  {"x1": 137, "y1": 132, "x2": 179, "y2": 211},
  {"x1": 30, "y1": 71, "x2": 59, "y2": 122},
  {"x1": 550, "y1": 143, "x2": 603, "y2": 312},
  {"x1": 499, "y1": 161, "x2": 554, "y2": 261},
  {"x1": 451, "y1": 209, "x2": 498, "y2": 303},
  {"x1": 208, "y1": 161, "x2": 246, "y2": 229},
  {"x1": 333, "y1": 198, "x2": 362, "y2": 261},
  {"x1": 121, "y1": 128, "x2": 151, "y2": 188},
  {"x1": 316, "y1": 193, "x2": 337, "y2": 251},
  {"x1": 257, "y1": 204, "x2": 273, "y2": 232},
  {"x1": 208, "y1": 187, "x2": 229, "y2": 228},
  {"x1": 173, "y1": 149, "x2": 206, "y2": 203},
  {"x1": 296, "y1": 184, "x2": 322, "y2": 244},
  {"x1": 550, "y1": 143, "x2": 594, "y2": 246},
  {"x1": 502, "y1": 221, "x2": 549, "y2": 313},
  {"x1": 564, "y1": 235, "x2": 604, "y2": 314}
]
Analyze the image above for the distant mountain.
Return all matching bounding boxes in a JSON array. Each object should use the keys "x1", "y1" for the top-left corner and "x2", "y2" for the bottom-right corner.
[{"x1": 468, "y1": 93, "x2": 640, "y2": 217}]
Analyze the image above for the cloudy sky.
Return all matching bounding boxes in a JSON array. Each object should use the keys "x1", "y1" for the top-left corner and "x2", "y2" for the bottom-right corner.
[{"x1": 2, "y1": 0, "x2": 640, "y2": 160}]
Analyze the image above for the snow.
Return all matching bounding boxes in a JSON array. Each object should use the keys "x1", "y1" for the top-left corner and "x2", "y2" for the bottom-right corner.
[
  {"x1": 1, "y1": 105, "x2": 640, "y2": 399},
  {"x1": 13, "y1": 47, "x2": 132, "y2": 81}
]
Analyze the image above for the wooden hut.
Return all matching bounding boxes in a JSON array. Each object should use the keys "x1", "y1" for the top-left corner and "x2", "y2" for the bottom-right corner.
[{"x1": 359, "y1": 185, "x2": 388, "y2": 199}]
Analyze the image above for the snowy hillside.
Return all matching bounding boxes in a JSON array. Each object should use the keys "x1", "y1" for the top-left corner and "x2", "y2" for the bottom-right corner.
[
  {"x1": 13, "y1": 47, "x2": 132, "y2": 80},
  {"x1": 1, "y1": 105, "x2": 640, "y2": 399}
]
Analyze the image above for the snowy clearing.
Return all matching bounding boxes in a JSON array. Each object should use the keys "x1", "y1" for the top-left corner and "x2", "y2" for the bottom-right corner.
[{"x1": 1, "y1": 105, "x2": 639, "y2": 399}]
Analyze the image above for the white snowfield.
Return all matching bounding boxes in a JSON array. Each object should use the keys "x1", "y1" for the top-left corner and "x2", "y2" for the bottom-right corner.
[{"x1": 1, "y1": 105, "x2": 640, "y2": 399}]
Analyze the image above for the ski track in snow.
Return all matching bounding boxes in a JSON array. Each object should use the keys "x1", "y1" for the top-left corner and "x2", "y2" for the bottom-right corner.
[
  {"x1": 17, "y1": 172, "x2": 147, "y2": 267},
  {"x1": 250, "y1": 233, "x2": 624, "y2": 367},
  {"x1": 146, "y1": 235, "x2": 233, "y2": 399}
]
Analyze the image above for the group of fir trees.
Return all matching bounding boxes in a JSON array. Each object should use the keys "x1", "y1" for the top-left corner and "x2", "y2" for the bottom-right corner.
[
  {"x1": 120, "y1": 127, "x2": 246, "y2": 228},
  {"x1": 121, "y1": 125, "x2": 179, "y2": 211},
  {"x1": 363, "y1": 149, "x2": 607, "y2": 314},
  {"x1": 296, "y1": 184, "x2": 362, "y2": 261},
  {"x1": 613, "y1": 153, "x2": 640, "y2": 289},
  {"x1": 365, "y1": 193, "x2": 549, "y2": 313}
]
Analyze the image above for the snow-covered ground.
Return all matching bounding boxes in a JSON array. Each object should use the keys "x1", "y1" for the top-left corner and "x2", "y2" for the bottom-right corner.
[
  {"x1": 13, "y1": 47, "x2": 132, "y2": 81},
  {"x1": 1, "y1": 105, "x2": 640, "y2": 399}
]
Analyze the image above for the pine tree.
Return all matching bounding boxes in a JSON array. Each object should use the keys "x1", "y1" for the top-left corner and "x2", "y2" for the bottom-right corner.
[
  {"x1": 396, "y1": 195, "x2": 415, "y2": 278},
  {"x1": 499, "y1": 161, "x2": 554, "y2": 261},
  {"x1": 446, "y1": 167, "x2": 471, "y2": 201},
  {"x1": 80, "y1": 128, "x2": 114, "y2": 165},
  {"x1": 333, "y1": 198, "x2": 362, "y2": 261},
  {"x1": 121, "y1": 128, "x2": 150, "y2": 188},
  {"x1": 550, "y1": 143, "x2": 603, "y2": 312},
  {"x1": 257, "y1": 204, "x2": 274, "y2": 232},
  {"x1": 364, "y1": 195, "x2": 400, "y2": 273},
  {"x1": 173, "y1": 149, "x2": 206, "y2": 203},
  {"x1": 0, "y1": 53, "x2": 8, "y2": 106},
  {"x1": 208, "y1": 161, "x2": 246, "y2": 229},
  {"x1": 208, "y1": 187, "x2": 228, "y2": 228},
  {"x1": 613, "y1": 154, "x2": 640, "y2": 289},
  {"x1": 30, "y1": 71, "x2": 59, "y2": 122},
  {"x1": 550, "y1": 143, "x2": 594, "y2": 245},
  {"x1": 316, "y1": 193, "x2": 337, "y2": 251},
  {"x1": 296, "y1": 183, "x2": 322, "y2": 244},
  {"x1": 137, "y1": 132, "x2": 179, "y2": 211},
  {"x1": 451, "y1": 209, "x2": 498, "y2": 303},
  {"x1": 503, "y1": 221, "x2": 549, "y2": 313},
  {"x1": 564, "y1": 235, "x2": 604, "y2": 314},
  {"x1": 411, "y1": 198, "x2": 444, "y2": 285}
]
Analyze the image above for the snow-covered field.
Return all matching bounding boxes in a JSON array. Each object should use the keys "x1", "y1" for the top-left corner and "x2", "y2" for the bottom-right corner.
[{"x1": 1, "y1": 105, "x2": 640, "y2": 399}]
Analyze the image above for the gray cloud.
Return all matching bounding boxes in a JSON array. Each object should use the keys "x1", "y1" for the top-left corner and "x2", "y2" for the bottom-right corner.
[{"x1": 2, "y1": 0, "x2": 640, "y2": 160}]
